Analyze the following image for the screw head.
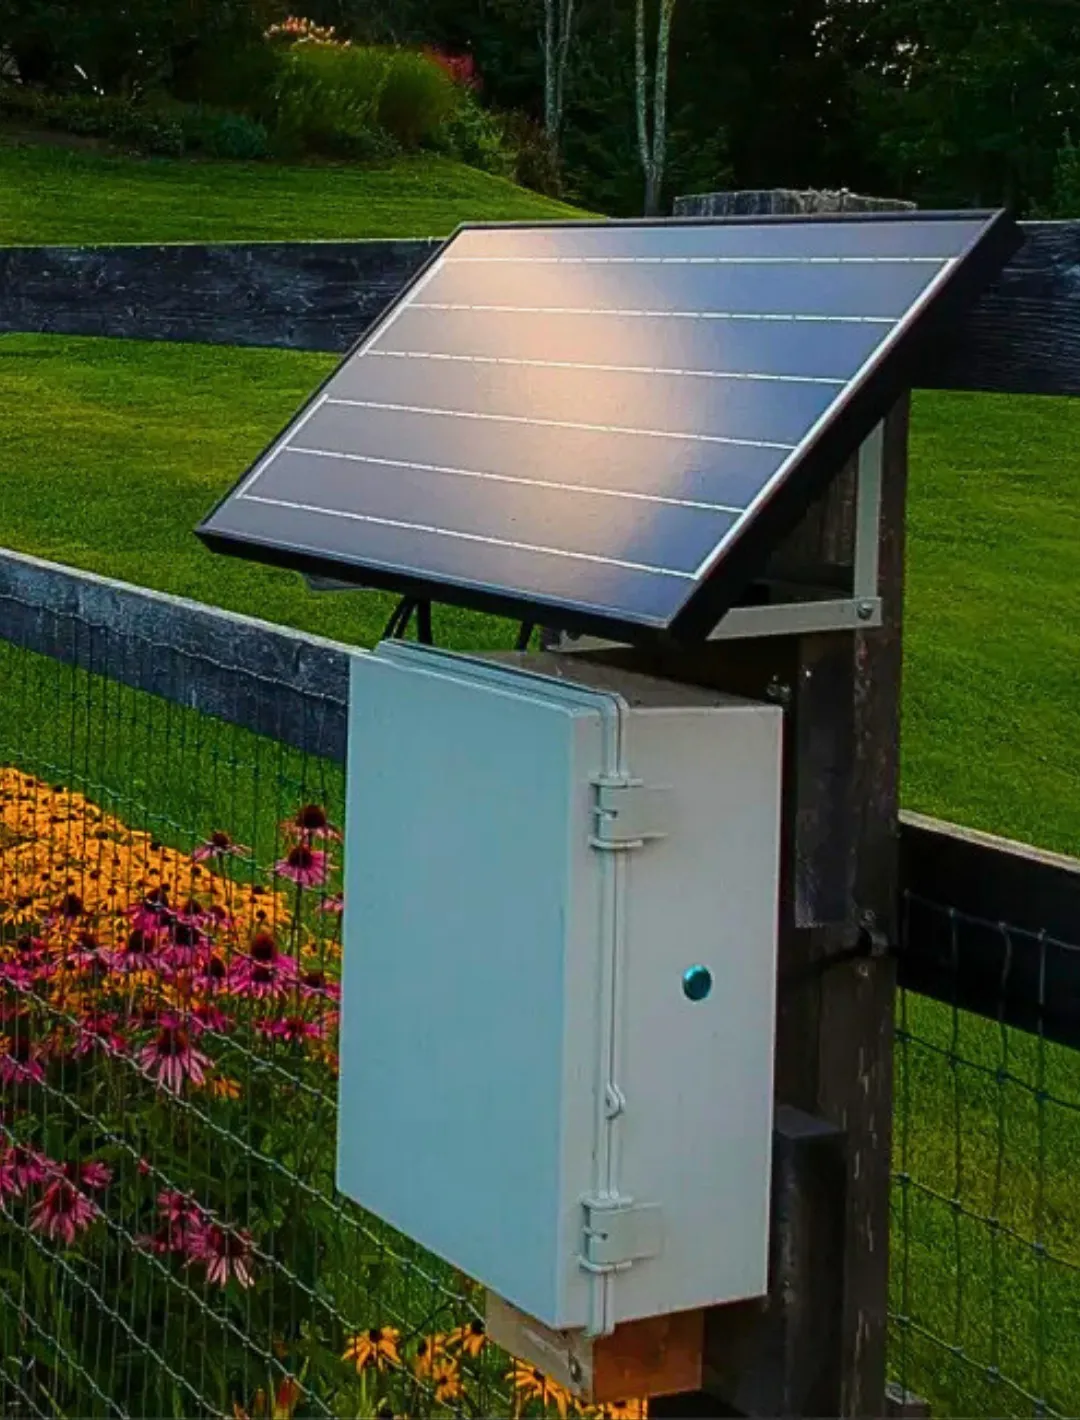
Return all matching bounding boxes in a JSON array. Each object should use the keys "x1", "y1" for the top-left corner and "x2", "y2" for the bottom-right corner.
[{"x1": 857, "y1": 599, "x2": 875, "y2": 621}]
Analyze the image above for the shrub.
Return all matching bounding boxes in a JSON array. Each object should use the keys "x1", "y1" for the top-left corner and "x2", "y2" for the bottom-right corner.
[
  {"x1": 176, "y1": 105, "x2": 269, "y2": 160},
  {"x1": 1045, "y1": 135, "x2": 1080, "y2": 218},
  {"x1": 376, "y1": 48, "x2": 459, "y2": 150},
  {"x1": 0, "y1": 85, "x2": 184, "y2": 156},
  {"x1": 501, "y1": 111, "x2": 564, "y2": 195},
  {"x1": 267, "y1": 41, "x2": 395, "y2": 159},
  {"x1": 432, "y1": 90, "x2": 515, "y2": 178}
]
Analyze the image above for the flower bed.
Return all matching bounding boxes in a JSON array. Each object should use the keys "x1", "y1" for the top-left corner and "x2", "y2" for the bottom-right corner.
[{"x1": 0, "y1": 766, "x2": 644, "y2": 1417}]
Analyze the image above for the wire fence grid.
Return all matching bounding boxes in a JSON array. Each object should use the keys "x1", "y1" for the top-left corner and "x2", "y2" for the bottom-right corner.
[
  {"x1": 0, "y1": 557, "x2": 1077, "y2": 1420},
  {"x1": 890, "y1": 897, "x2": 1080, "y2": 1419},
  {"x1": 0, "y1": 590, "x2": 541, "y2": 1420}
]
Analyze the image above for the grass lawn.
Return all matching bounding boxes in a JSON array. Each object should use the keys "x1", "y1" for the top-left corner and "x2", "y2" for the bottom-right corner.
[{"x1": 0, "y1": 140, "x2": 587, "y2": 244}]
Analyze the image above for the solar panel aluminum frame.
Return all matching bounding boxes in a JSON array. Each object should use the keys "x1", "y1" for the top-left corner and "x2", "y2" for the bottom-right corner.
[{"x1": 197, "y1": 209, "x2": 1023, "y2": 647}]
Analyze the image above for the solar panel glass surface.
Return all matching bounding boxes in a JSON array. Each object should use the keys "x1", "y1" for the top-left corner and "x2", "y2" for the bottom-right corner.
[{"x1": 198, "y1": 212, "x2": 1020, "y2": 641}]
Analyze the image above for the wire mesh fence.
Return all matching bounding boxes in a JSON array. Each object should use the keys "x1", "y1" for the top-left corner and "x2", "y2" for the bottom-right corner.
[
  {"x1": 0, "y1": 581, "x2": 563, "y2": 1420},
  {"x1": 890, "y1": 896, "x2": 1080, "y2": 1419}
]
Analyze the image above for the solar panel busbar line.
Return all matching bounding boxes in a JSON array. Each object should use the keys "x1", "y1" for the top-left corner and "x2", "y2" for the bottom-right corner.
[{"x1": 197, "y1": 210, "x2": 1022, "y2": 646}]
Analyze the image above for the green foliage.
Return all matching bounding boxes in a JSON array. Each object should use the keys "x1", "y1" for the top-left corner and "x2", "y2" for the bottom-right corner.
[
  {"x1": 260, "y1": 43, "x2": 460, "y2": 160},
  {"x1": 434, "y1": 91, "x2": 516, "y2": 180},
  {"x1": 0, "y1": 0, "x2": 278, "y2": 97},
  {"x1": 499, "y1": 111, "x2": 561, "y2": 194},
  {"x1": 0, "y1": 85, "x2": 185, "y2": 155},
  {"x1": 1043, "y1": 136, "x2": 1080, "y2": 219},
  {"x1": 267, "y1": 42, "x2": 393, "y2": 158},
  {"x1": 374, "y1": 46, "x2": 459, "y2": 148},
  {"x1": 176, "y1": 105, "x2": 270, "y2": 160}
]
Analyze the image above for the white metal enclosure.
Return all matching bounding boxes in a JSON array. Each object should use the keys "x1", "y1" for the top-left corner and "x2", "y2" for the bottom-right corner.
[{"x1": 337, "y1": 643, "x2": 782, "y2": 1334}]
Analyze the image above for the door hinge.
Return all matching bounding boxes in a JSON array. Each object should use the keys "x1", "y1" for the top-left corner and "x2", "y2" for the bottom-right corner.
[
  {"x1": 590, "y1": 779, "x2": 670, "y2": 851},
  {"x1": 579, "y1": 1198, "x2": 663, "y2": 1274}
]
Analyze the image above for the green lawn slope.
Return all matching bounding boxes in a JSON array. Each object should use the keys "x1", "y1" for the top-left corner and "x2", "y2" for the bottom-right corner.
[{"x1": 0, "y1": 140, "x2": 586, "y2": 244}]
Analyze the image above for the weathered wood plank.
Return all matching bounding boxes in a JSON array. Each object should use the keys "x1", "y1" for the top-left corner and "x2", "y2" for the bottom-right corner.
[
  {"x1": 0, "y1": 239, "x2": 437, "y2": 351},
  {"x1": 2, "y1": 221, "x2": 1079, "y2": 397},
  {"x1": 0, "y1": 547, "x2": 352, "y2": 762},
  {"x1": 898, "y1": 810, "x2": 1080, "y2": 1049},
  {"x1": 923, "y1": 221, "x2": 1080, "y2": 397}
]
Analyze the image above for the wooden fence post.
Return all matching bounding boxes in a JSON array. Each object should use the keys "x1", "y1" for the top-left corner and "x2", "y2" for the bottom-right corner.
[{"x1": 568, "y1": 187, "x2": 911, "y2": 1417}]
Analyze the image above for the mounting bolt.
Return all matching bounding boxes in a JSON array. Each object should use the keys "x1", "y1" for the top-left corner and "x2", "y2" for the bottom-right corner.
[
  {"x1": 765, "y1": 676, "x2": 792, "y2": 706},
  {"x1": 857, "y1": 599, "x2": 876, "y2": 621}
]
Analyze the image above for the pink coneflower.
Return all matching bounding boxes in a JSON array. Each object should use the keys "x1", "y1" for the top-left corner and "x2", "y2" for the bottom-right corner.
[
  {"x1": 138, "y1": 1189, "x2": 206, "y2": 1256},
  {"x1": 108, "y1": 928, "x2": 164, "y2": 973},
  {"x1": 274, "y1": 845, "x2": 330, "y2": 888},
  {"x1": 317, "y1": 893, "x2": 344, "y2": 915},
  {"x1": 255, "y1": 1015, "x2": 326, "y2": 1045},
  {"x1": 0, "y1": 962, "x2": 38, "y2": 993},
  {"x1": 189, "y1": 1002, "x2": 230, "y2": 1034},
  {"x1": 30, "y1": 1177, "x2": 100, "y2": 1246},
  {"x1": 191, "y1": 951, "x2": 230, "y2": 996},
  {"x1": 136, "y1": 1016, "x2": 211, "y2": 1093},
  {"x1": 192, "y1": 830, "x2": 250, "y2": 863},
  {"x1": 230, "y1": 934, "x2": 299, "y2": 1000},
  {"x1": 79, "y1": 1160, "x2": 112, "y2": 1191},
  {"x1": 298, "y1": 968, "x2": 340, "y2": 1003},
  {"x1": 189, "y1": 1221, "x2": 256, "y2": 1288},
  {"x1": 0, "y1": 1023, "x2": 46, "y2": 1085},
  {"x1": 129, "y1": 887, "x2": 171, "y2": 935},
  {"x1": 0, "y1": 1144, "x2": 49, "y2": 1198},
  {"x1": 283, "y1": 804, "x2": 341, "y2": 842},
  {"x1": 73, "y1": 1012, "x2": 127, "y2": 1058},
  {"x1": 163, "y1": 920, "x2": 210, "y2": 968}
]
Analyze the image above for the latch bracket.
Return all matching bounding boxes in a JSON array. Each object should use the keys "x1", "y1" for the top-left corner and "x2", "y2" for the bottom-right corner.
[
  {"x1": 580, "y1": 1198, "x2": 663, "y2": 1273},
  {"x1": 590, "y1": 779, "x2": 670, "y2": 850}
]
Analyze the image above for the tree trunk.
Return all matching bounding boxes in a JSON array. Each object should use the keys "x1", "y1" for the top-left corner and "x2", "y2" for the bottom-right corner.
[{"x1": 635, "y1": 0, "x2": 678, "y2": 216}]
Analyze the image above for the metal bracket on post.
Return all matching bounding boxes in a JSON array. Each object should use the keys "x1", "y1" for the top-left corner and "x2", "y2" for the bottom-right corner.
[{"x1": 556, "y1": 424, "x2": 886, "y2": 653}]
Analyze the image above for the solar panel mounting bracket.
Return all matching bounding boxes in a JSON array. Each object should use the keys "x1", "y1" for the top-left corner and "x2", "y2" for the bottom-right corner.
[{"x1": 555, "y1": 421, "x2": 885, "y2": 653}]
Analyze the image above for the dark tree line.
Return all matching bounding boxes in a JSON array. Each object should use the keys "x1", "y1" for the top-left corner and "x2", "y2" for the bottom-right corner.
[{"x1": 3, "y1": 0, "x2": 1080, "y2": 214}]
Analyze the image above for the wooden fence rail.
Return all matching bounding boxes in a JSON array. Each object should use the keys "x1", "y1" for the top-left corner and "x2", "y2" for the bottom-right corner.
[{"x1": 3, "y1": 221, "x2": 1080, "y2": 396}]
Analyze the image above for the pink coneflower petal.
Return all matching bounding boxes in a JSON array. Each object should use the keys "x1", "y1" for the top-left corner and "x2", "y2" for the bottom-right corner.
[
  {"x1": 31, "y1": 1179, "x2": 100, "y2": 1247},
  {"x1": 254, "y1": 1015, "x2": 326, "y2": 1044},
  {"x1": 274, "y1": 845, "x2": 330, "y2": 888},
  {"x1": 0, "y1": 1144, "x2": 50, "y2": 1197},
  {"x1": 137, "y1": 1020, "x2": 211, "y2": 1094},
  {"x1": 0, "y1": 1024, "x2": 46, "y2": 1085},
  {"x1": 190, "y1": 1222, "x2": 256, "y2": 1288},
  {"x1": 190, "y1": 1003, "x2": 230, "y2": 1034},
  {"x1": 192, "y1": 831, "x2": 250, "y2": 863},
  {"x1": 108, "y1": 928, "x2": 164, "y2": 974},
  {"x1": 298, "y1": 968, "x2": 340, "y2": 1003},
  {"x1": 317, "y1": 894, "x2": 344, "y2": 915},
  {"x1": 73, "y1": 1013, "x2": 127, "y2": 1058},
  {"x1": 80, "y1": 1160, "x2": 112, "y2": 1191},
  {"x1": 284, "y1": 804, "x2": 341, "y2": 841},
  {"x1": 229, "y1": 934, "x2": 299, "y2": 999}
]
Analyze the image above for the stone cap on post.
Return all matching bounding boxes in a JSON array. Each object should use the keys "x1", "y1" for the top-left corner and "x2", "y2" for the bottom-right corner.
[{"x1": 673, "y1": 188, "x2": 916, "y2": 217}]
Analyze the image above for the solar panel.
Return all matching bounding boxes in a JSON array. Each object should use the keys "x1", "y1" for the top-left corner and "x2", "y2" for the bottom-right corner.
[{"x1": 197, "y1": 211, "x2": 1021, "y2": 643}]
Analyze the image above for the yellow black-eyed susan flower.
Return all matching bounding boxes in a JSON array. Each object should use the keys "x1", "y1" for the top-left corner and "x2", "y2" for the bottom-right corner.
[
  {"x1": 508, "y1": 1362, "x2": 576, "y2": 1418},
  {"x1": 432, "y1": 1358, "x2": 463, "y2": 1405},
  {"x1": 342, "y1": 1326, "x2": 401, "y2": 1372},
  {"x1": 447, "y1": 1318, "x2": 486, "y2": 1358}
]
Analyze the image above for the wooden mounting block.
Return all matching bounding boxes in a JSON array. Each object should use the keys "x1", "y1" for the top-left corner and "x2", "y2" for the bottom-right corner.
[{"x1": 485, "y1": 1292, "x2": 705, "y2": 1405}]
